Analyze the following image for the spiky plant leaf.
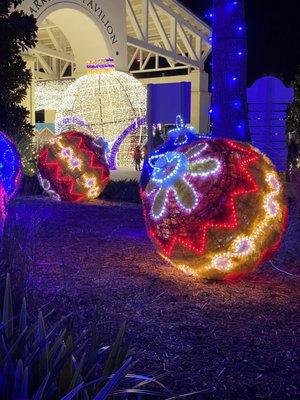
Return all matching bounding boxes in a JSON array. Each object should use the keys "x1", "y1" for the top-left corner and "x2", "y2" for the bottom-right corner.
[
  {"x1": 0, "y1": 275, "x2": 164, "y2": 399},
  {"x1": 84, "y1": 346, "x2": 109, "y2": 382},
  {"x1": 92, "y1": 357, "x2": 135, "y2": 400},
  {"x1": 60, "y1": 382, "x2": 84, "y2": 400},
  {"x1": 58, "y1": 335, "x2": 74, "y2": 397},
  {"x1": 103, "y1": 323, "x2": 128, "y2": 378},
  {"x1": 113, "y1": 388, "x2": 162, "y2": 396},
  {"x1": 2, "y1": 327, "x2": 28, "y2": 366},
  {"x1": 2, "y1": 274, "x2": 13, "y2": 340},
  {"x1": 48, "y1": 328, "x2": 67, "y2": 365},
  {"x1": 32, "y1": 372, "x2": 50, "y2": 400},
  {"x1": 43, "y1": 346, "x2": 75, "y2": 398},
  {"x1": 68, "y1": 352, "x2": 86, "y2": 392},
  {"x1": 18, "y1": 298, "x2": 27, "y2": 335},
  {"x1": 12, "y1": 359, "x2": 23, "y2": 400},
  {"x1": 20, "y1": 366, "x2": 29, "y2": 400},
  {"x1": 35, "y1": 311, "x2": 49, "y2": 381},
  {"x1": 25, "y1": 309, "x2": 55, "y2": 344}
]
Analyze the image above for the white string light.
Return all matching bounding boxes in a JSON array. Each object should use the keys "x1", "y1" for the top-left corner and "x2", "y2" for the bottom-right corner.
[
  {"x1": 35, "y1": 80, "x2": 74, "y2": 111},
  {"x1": 55, "y1": 61, "x2": 147, "y2": 167}
]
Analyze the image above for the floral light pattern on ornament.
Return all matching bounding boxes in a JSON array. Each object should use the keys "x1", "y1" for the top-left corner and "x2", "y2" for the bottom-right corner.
[{"x1": 146, "y1": 143, "x2": 221, "y2": 221}]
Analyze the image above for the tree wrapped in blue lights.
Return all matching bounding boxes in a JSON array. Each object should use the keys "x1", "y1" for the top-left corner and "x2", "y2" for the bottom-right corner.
[{"x1": 212, "y1": 0, "x2": 251, "y2": 142}]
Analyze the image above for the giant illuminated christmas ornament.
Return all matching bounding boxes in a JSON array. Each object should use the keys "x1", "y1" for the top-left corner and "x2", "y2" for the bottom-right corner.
[
  {"x1": 37, "y1": 131, "x2": 109, "y2": 202},
  {"x1": 0, "y1": 185, "x2": 6, "y2": 235},
  {"x1": 140, "y1": 116, "x2": 200, "y2": 190},
  {"x1": 55, "y1": 58, "x2": 146, "y2": 169},
  {"x1": 141, "y1": 138, "x2": 287, "y2": 280},
  {"x1": 0, "y1": 131, "x2": 22, "y2": 200}
]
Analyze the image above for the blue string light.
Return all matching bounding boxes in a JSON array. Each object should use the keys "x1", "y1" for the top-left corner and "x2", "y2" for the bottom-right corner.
[
  {"x1": 140, "y1": 116, "x2": 206, "y2": 190},
  {"x1": 211, "y1": 0, "x2": 251, "y2": 142},
  {"x1": 0, "y1": 131, "x2": 22, "y2": 200}
]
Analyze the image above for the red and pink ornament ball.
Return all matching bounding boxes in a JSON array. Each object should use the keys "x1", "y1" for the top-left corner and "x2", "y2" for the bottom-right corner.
[
  {"x1": 37, "y1": 131, "x2": 109, "y2": 202},
  {"x1": 141, "y1": 138, "x2": 287, "y2": 280}
]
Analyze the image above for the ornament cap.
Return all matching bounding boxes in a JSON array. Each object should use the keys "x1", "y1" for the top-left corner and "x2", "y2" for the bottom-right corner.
[
  {"x1": 176, "y1": 115, "x2": 185, "y2": 129},
  {"x1": 86, "y1": 57, "x2": 115, "y2": 73}
]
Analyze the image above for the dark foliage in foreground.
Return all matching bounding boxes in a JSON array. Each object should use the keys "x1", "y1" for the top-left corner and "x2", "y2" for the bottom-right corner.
[
  {"x1": 0, "y1": 0, "x2": 37, "y2": 142},
  {"x1": 100, "y1": 180, "x2": 141, "y2": 204},
  {"x1": 19, "y1": 175, "x2": 44, "y2": 196},
  {"x1": 19, "y1": 176, "x2": 142, "y2": 204},
  {"x1": 0, "y1": 274, "x2": 167, "y2": 399}
]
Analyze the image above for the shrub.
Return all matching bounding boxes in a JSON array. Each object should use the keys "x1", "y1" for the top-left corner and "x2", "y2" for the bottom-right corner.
[
  {"x1": 19, "y1": 175, "x2": 44, "y2": 196},
  {"x1": 0, "y1": 274, "x2": 165, "y2": 399},
  {"x1": 100, "y1": 180, "x2": 141, "y2": 204},
  {"x1": 17, "y1": 177, "x2": 142, "y2": 204}
]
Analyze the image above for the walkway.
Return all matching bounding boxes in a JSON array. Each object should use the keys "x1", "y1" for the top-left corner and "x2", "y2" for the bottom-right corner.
[{"x1": 110, "y1": 167, "x2": 141, "y2": 181}]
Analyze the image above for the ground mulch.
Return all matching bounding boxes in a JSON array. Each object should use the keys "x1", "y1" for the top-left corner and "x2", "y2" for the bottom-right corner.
[{"x1": 3, "y1": 196, "x2": 299, "y2": 400}]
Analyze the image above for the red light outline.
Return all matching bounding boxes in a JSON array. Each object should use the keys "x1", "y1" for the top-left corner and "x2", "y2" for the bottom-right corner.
[{"x1": 142, "y1": 139, "x2": 260, "y2": 257}]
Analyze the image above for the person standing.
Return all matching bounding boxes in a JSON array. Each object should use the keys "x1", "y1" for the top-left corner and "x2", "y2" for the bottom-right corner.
[{"x1": 133, "y1": 145, "x2": 142, "y2": 171}]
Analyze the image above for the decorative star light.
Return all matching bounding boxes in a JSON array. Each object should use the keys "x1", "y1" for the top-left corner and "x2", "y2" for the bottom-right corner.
[
  {"x1": 61, "y1": 147, "x2": 73, "y2": 158},
  {"x1": 146, "y1": 143, "x2": 221, "y2": 220},
  {"x1": 233, "y1": 235, "x2": 255, "y2": 257}
]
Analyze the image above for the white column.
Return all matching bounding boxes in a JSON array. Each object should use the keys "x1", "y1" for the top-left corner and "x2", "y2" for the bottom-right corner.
[{"x1": 190, "y1": 69, "x2": 211, "y2": 133}]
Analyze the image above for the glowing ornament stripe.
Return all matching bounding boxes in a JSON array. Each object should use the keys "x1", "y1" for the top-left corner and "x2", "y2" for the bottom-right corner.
[
  {"x1": 108, "y1": 117, "x2": 146, "y2": 170},
  {"x1": 207, "y1": 171, "x2": 283, "y2": 272}
]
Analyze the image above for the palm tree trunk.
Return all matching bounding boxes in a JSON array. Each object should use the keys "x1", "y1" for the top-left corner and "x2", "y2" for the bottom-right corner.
[{"x1": 212, "y1": 0, "x2": 251, "y2": 142}]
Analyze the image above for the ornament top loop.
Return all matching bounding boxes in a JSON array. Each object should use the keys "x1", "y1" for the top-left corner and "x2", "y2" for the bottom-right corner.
[{"x1": 176, "y1": 115, "x2": 185, "y2": 129}]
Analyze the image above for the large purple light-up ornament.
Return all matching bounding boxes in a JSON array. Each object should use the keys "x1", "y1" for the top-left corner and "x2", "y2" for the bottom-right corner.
[
  {"x1": 212, "y1": 0, "x2": 251, "y2": 142},
  {"x1": 108, "y1": 117, "x2": 146, "y2": 170}
]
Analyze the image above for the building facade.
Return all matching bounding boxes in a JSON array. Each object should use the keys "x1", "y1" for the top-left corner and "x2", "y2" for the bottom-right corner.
[{"x1": 20, "y1": 0, "x2": 212, "y2": 131}]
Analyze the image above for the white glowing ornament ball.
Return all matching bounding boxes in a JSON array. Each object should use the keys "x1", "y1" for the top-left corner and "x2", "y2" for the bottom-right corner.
[{"x1": 55, "y1": 58, "x2": 147, "y2": 167}]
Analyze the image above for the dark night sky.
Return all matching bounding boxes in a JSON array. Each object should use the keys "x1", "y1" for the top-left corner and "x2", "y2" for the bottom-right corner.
[{"x1": 179, "y1": 0, "x2": 300, "y2": 85}]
